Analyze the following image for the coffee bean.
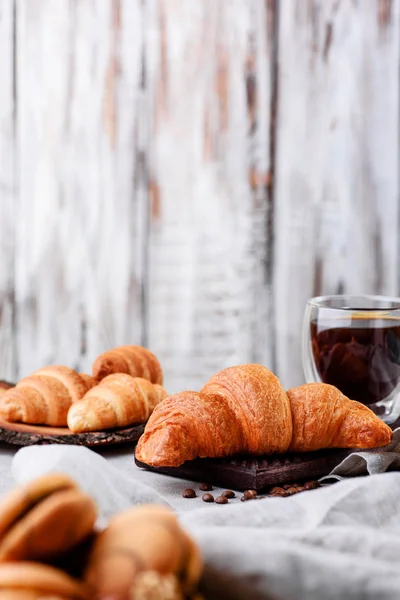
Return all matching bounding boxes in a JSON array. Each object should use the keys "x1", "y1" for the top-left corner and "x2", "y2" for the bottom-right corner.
[
  {"x1": 240, "y1": 496, "x2": 248, "y2": 502},
  {"x1": 283, "y1": 484, "x2": 292, "y2": 490},
  {"x1": 215, "y1": 496, "x2": 228, "y2": 504},
  {"x1": 199, "y1": 483, "x2": 213, "y2": 491},
  {"x1": 292, "y1": 483, "x2": 303, "y2": 489},
  {"x1": 222, "y1": 490, "x2": 235, "y2": 499},
  {"x1": 270, "y1": 487, "x2": 285, "y2": 495},
  {"x1": 243, "y1": 489, "x2": 257, "y2": 500},
  {"x1": 202, "y1": 493, "x2": 214, "y2": 503},
  {"x1": 269, "y1": 489, "x2": 288, "y2": 498},
  {"x1": 304, "y1": 481, "x2": 319, "y2": 490},
  {"x1": 182, "y1": 488, "x2": 196, "y2": 499},
  {"x1": 286, "y1": 487, "x2": 299, "y2": 495}
]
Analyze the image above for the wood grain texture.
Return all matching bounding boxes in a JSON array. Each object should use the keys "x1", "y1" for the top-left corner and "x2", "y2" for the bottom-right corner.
[
  {"x1": 0, "y1": 0, "x2": 16, "y2": 380},
  {"x1": 0, "y1": 418, "x2": 145, "y2": 447},
  {"x1": 0, "y1": 0, "x2": 399, "y2": 393},
  {"x1": 146, "y1": 0, "x2": 274, "y2": 392},
  {"x1": 273, "y1": 0, "x2": 400, "y2": 389},
  {"x1": 15, "y1": 0, "x2": 147, "y2": 378}
]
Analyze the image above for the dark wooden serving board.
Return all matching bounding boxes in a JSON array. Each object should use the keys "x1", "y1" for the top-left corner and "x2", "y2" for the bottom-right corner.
[
  {"x1": 134, "y1": 448, "x2": 356, "y2": 491},
  {"x1": 0, "y1": 380, "x2": 144, "y2": 447}
]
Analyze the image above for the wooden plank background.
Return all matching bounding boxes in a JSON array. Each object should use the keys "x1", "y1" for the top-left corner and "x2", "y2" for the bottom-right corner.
[{"x1": 0, "y1": 0, "x2": 398, "y2": 393}]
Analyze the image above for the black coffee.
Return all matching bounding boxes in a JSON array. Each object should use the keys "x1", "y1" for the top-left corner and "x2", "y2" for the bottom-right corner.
[{"x1": 310, "y1": 318, "x2": 400, "y2": 406}]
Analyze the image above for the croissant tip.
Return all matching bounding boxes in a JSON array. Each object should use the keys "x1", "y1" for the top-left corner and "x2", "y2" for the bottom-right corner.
[{"x1": 0, "y1": 398, "x2": 22, "y2": 423}]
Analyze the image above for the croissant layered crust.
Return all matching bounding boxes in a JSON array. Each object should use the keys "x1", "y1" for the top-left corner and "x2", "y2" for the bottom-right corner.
[
  {"x1": 92, "y1": 346, "x2": 163, "y2": 385},
  {"x1": 136, "y1": 365, "x2": 392, "y2": 467},
  {"x1": 67, "y1": 374, "x2": 168, "y2": 433},
  {"x1": 136, "y1": 364, "x2": 293, "y2": 466},
  {"x1": 0, "y1": 367, "x2": 94, "y2": 427},
  {"x1": 288, "y1": 383, "x2": 392, "y2": 451},
  {"x1": 203, "y1": 364, "x2": 293, "y2": 455}
]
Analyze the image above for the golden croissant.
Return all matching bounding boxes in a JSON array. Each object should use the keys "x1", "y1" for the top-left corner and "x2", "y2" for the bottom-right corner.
[
  {"x1": 0, "y1": 367, "x2": 95, "y2": 427},
  {"x1": 67, "y1": 374, "x2": 168, "y2": 433},
  {"x1": 135, "y1": 364, "x2": 392, "y2": 467},
  {"x1": 287, "y1": 382, "x2": 391, "y2": 452},
  {"x1": 92, "y1": 345, "x2": 163, "y2": 384}
]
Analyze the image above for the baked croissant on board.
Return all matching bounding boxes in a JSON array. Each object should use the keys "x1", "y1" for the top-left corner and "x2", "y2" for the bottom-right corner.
[
  {"x1": 92, "y1": 345, "x2": 163, "y2": 385},
  {"x1": 0, "y1": 345, "x2": 163, "y2": 429},
  {"x1": 68, "y1": 374, "x2": 168, "y2": 433},
  {"x1": 135, "y1": 364, "x2": 392, "y2": 467},
  {"x1": 0, "y1": 367, "x2": 95, "y2": 427}
]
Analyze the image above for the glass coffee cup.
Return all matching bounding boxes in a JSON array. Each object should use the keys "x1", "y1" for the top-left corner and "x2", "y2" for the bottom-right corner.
[{"x1": 302, "y1": 295, "x2": 400, "y2": 424}]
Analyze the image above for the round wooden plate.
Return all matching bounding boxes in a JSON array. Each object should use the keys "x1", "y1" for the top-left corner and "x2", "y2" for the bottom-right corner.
[
  {"x1": 0, "y1": 418, "x2": 145, "y2": 447},
  {"x1": 0, "y1": 380, "x2": 145, "y2": 447}
]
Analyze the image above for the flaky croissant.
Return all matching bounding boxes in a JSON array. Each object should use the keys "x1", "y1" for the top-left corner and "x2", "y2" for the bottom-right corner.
[
  {"x1": 287, "y1": 382, "x2": 391, "y2": 451},
  {"x1": 135, "y1": 365, "x2": 392, "y2": 467},
  {"x1": 92, "y1": 345, "x2": 163, "y2": 384},
  {"x1": 0, "y1": 367, "x2": 95, "y2": 427},
  {"x1": 84, "y1": 505, "x2": 202, "y2": 599},
  {"x1": 67, "y1": 374, "x2": 168, "y2": 433},
  {"x1": 136, "y1": 364, "x2": 293, "y2": 466}
]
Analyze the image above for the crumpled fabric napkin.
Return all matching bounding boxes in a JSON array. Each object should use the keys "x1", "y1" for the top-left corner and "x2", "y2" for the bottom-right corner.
[
  {"x1": 321, "y1": 427, "x2": 400, "y2": 481},
  {"x1": 12, "y1": 444, "x2": 167, "y2": 524},
  {"x1": 10, "y1": 437, "x2": 400, "y2": 600},
  {"x1": 180, "y1": 472, "x2": 400, "y2": 600}
]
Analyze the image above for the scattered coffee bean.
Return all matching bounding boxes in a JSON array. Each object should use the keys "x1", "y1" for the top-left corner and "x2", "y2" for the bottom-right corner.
[
  {"x1": 292, "y1": 483, "x2": 303, "y2": 489},
  {"x1": 199, "y1": 483, "x2": 213, "y2": 491},
  {"x1": 222, "y1": 490, "x2": 235, "y2": 499},
  {"x1": 202, "y1": 493, "x2": 214, "y2": 503},
  {"x1": 268, "y1": 489, "x2": 288, "y2": 498},
  {"x1": 286, "y1": 487, "x2": 299, "y2": 495},
  {"x1": 182, "y1": 488, "x2": 196, "y2": 499},
  {"x1": 243, "y1": 489, "x2": 257, "y2": 500},
  {"x1": 283, "y1": 484, "x2": 292, "y2": 490},
  {"x1": 240, "y1": 496, "x2": 249, "y2": 502},
  {"x1": 304, "y1": 481, "x2": 319, "y2": 490},
  {"x1": 270, "y1": 486, "x2": 285, "y2": 495},
  {"x1": 215, "y1": 496, "x2": 228, "y2": 505}
]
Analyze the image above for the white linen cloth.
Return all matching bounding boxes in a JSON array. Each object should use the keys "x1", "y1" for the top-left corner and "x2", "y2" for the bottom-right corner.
[{"x1": 4, "y1": 429, "x2": 400, "y2": 600}]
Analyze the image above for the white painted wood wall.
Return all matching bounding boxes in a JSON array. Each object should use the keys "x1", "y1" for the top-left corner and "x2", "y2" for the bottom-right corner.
[{"x1": 0, "y1": 0, "x2": 398, "y2": 393}]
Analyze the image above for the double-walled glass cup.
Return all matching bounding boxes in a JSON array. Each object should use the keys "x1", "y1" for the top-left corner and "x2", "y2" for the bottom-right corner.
[{"x1": 302, "y1": 295, "x2": 400, "y2": 424}]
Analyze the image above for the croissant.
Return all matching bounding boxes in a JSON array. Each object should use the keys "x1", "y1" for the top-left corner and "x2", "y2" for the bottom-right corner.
[
  {"x1": 84, "y1": 505, "x2": 202, "y2": 599},
  {"x1": 67, "y1": 374, "x2": 168, "y2": 433},
  {"x1": 287, "y1": 382, "x2": 392, "y2": 451},
  {"x1": 0, "y1": 367, "x2": 94, "y2": 427},
  {"x1": 92, "y1": 345, "x2": 163, "y2": 384},
  {"x1": 135, "y1": 365, "x2": 392, "y2": 467},
  {"x1": 135, "y1": 364, "x2": 293, "y2": 466}
]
